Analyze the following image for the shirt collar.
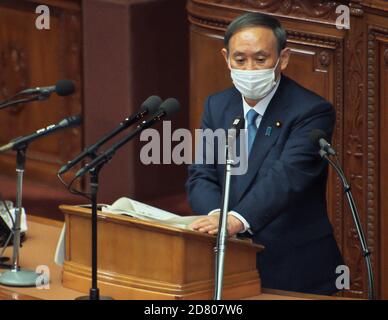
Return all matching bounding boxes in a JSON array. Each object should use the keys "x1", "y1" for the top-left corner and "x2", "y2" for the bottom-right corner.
[{"x1": 242, "y1": 76, "x2": 281, "y2": 119}]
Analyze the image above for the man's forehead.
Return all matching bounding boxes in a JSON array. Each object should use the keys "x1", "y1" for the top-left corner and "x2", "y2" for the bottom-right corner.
[{"x1": 228, "y1": 26, "x2": 277, "y2": 50}]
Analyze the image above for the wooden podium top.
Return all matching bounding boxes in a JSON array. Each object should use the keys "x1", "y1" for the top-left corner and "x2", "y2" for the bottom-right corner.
[{"x1": 60, "y1": 204, "x2": 265, "y2": 251}]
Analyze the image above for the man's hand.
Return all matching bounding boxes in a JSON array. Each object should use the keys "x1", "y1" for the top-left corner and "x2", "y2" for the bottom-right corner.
[{"x1": 189, "y1": 212, "x2": 245, "y2": 237}]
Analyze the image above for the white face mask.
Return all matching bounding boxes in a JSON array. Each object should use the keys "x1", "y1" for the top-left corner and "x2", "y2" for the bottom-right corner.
[{"x1": 229, "y1": 58, "x2": 280, "y2": 100}]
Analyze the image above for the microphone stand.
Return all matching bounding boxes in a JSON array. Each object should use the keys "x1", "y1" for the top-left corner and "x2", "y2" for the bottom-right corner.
[
  {"x1": 76, "y1": 162, "x2": 113, "y2": 300},
  {"x1": 60, "y1": 148, "x2": 112, "y2": 300},
  {"x1": 73, "y1": 111, "x2": 168, "y2": 299},
  {"x1": 0, "y1": 145, "x2": 39, "y2": 286},
  {"x1": 320, "y1": 149, "x2": 375, "y2": 300},
  {"x1": 214, "y1": 131, "x2": 236, "y2": 300},
  {"x1": 72, "y1": 101, "x2": 178, "y2": 299}
]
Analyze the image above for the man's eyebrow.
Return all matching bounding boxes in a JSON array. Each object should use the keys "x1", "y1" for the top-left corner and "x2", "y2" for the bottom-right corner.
[
  {"x1": 232, "y1": 50, "x2": 271, "y2": 56},
  {"x1": 232, "y1": 51, "x2": 246, "y2": 56},
  {"x1": 254, "y1": 50, "x2": 271, "y2": 56}
]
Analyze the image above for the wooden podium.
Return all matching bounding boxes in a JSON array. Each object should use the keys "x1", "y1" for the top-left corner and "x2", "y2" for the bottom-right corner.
[{"x1": 59, "y1": 205, "x2": 264, "y2": 300}]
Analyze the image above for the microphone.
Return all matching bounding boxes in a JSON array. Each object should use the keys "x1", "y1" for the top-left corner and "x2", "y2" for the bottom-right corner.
[
  {"x1": 228, "y1": 116, "x2": 244, "y2": 138},
  {"x1": 154, "y1": 97, "x2": 180, "y2": 118},
  {"x1": 309, "y1": 129, "x2": 336, "y2": 156},
  {"x1": 0, "y1": 80, "x2": 76, "y2": 110},
  {"x1": 139, "y1": 95, "x2": 162, "y2": 114},
  {"x1": 58, "y1": 95, "x2": 162, "y2": 175},
  {"x1": 20, "y1": 79, "x2": 75, "y2": 97},
  {"x1": 0, "y1": 115, "x2": 82, "y2": 153},
  {"x1": 231, "y1": 116, "x2": 243, "y2": 128},
  {"x1": 75, "y1": 97, "x2": 180, "y2": 179}
]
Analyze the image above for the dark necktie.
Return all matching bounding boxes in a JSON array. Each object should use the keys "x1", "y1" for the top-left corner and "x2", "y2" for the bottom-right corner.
[{"x1": 246, "y1": 109, "x2": 259, "y2": 154}]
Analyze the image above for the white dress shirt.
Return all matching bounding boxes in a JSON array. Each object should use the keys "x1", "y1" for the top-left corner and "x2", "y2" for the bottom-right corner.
[{"x1": 209, "y1": 77, "x2": 282, "y2": 234}]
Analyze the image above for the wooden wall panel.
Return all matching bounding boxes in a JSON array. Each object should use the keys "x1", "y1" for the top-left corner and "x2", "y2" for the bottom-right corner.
[
  {"x1": 380, "y1": 35, "x2": 388, "y2": 299},
  {"x1": 366, "y1": 12, "x2": 388, "y2": 299},
  {"x1": 0, "y1": 0, "x2": 82, "y2": 185},
  {"x1": 82, "y1": 0, "x2": 189, "y2": 204},
  {"x1": 187, "y1": 0, "x2": 388, "y2": 299},
  {"x1": 190, "y1": 27, "x2": 229, "y2": 132},
  {"x1": 283, "y1": 47, "x2": 334, "y2": 101}
]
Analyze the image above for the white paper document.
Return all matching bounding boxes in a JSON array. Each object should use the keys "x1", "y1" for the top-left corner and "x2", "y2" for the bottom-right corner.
[{"x1": 101, "y1": 197, "x2": 199, "y2": 229}]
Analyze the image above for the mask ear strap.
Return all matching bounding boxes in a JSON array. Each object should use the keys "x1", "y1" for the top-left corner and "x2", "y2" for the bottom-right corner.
[
  {"x1": 273, "y1": 58, "x2": 282, "y2": 85},
  {"x1": 227, "y1": 57, "x2": 232, "y2": 70},
  {"x1": 274, "y1": 57, "x2": 281, "y2": 70}
]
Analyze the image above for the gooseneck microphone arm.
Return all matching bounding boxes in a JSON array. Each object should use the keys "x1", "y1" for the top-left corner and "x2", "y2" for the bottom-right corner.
[
  {"x1": 75, "y1": 120, "x2": 156, "y2": 179},
  {"x1": 310, "y1": 129, "x2": 374, "y2": 299},
  {"x1": 309, "y1": 128, "x2": 375, "y2": 300},
  {"x1": 0, "y1": 115, "x2": 82, "y2": 154},
  {"x1": 58, "y1": 121, "x2": 127, "y2": 175},
  {"x1": 58, "y1": 95, "x2": 162, "y2": 175},
  {"x1": 75, "y1": 106, "x2": 170, "y2": 179},
  {"x1": 320, "y1": 149, "x2": 375, "y2": 300},
  {"x1": 0, "y1": 93, "x2": 49, "y2": 110},
  {"x1": 75, "y1": 97, "x2": 179, "y2": 179}
]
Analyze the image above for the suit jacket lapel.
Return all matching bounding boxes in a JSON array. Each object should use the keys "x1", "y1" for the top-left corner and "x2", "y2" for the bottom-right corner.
[{"x1": 234, "y1": 76, "x2": 290, "y2": 203}]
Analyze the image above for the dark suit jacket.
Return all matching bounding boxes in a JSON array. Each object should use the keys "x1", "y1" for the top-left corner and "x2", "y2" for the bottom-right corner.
[{"x1": 186, "y1": 75, "x2": 344, "y2": 295}]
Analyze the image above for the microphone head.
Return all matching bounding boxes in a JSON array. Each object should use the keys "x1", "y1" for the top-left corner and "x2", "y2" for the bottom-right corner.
[
  {"x1": 68, "y1": 114, "x2": 83, "y2": 126},
  {"x1": 309, "y1": 129, "x2": 328, "y2": 146},
  {"x1": 159, "y1": 98, "x2": 180, "y2": 118},
  {"x1": 140, "y1": 95, "x2": 162, "y2": 114},
  {"x1": 55, "y1": 80, "x2": 75, "y2": 97},
  {"x1": 59, "y1": 115, "x2": 83, "y2": 127},
  {"x1": 229, "y1": 116, "x2": 244, "y2": 139},
  {"x1": 231, "y1": 115, "x2": 244, "y2": 130}
]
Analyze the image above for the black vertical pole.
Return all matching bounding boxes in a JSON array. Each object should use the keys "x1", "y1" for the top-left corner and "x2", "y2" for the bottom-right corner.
[
  {"x1": 76, "y1": 162, "x2": 112, "y2": 300},
  {"x1": 89, "y1": 168, "x2": 99, "y2": 300},
  {"x1": 76, "y1": 165, "x2": 112, "y2": 300}
]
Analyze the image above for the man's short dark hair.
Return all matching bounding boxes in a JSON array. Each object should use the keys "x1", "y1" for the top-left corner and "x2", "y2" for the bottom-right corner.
[{"x1": 224, "y1": 12, "x2": 287, "y2": 55}]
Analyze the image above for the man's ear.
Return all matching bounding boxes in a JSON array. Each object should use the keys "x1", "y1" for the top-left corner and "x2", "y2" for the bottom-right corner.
[
  {"x1": 280, "y1": 47, "x2": 291, "y2": 71},
  {"x1": 221, "y1": 48, "x2": 229, "y2": 66}
]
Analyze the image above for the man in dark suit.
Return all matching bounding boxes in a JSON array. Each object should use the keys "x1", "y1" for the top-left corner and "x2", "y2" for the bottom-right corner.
[{"x1": 186, "y1": 12, "x2": 344, "y2": 295}]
